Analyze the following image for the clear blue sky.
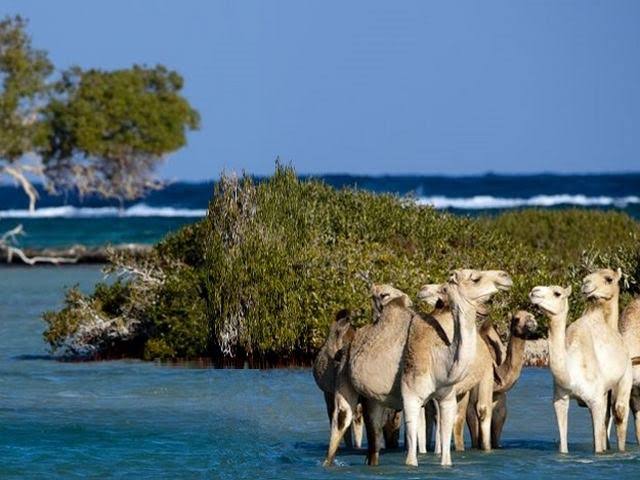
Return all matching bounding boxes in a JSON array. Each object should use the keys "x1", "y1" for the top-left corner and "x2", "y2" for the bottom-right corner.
[{"x1": 5, "y1": 0, "x2": 640, "y2": 179}]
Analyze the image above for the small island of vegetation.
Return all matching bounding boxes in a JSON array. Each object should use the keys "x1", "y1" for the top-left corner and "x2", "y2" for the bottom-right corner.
[{"x1": 43, "y1": 165, "x2": 640, "y2": 365}]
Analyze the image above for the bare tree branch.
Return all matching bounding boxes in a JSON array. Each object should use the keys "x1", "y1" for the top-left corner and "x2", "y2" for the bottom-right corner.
[{"x1": 1, "y1": 164, "x2": 42, "y2": 213}]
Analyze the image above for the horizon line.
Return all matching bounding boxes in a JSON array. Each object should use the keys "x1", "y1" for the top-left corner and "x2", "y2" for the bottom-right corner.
[{"x1": 2, "y1": 170, "x2": 640, "y2": 187}]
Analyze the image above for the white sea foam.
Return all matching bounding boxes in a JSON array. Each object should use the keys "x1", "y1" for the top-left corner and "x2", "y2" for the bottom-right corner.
[
  {"x1": 0, "y1": 203, "x2": 207, "y2": 219},
  {"x1": 0, "y1": 195, "x2": 638, "y2": 218},
  {"x1": 416, "y1": 194, "x2": 640, "y2": 209}
]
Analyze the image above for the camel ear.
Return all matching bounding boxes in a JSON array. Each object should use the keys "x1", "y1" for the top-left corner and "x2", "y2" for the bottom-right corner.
[
  {"x1": 448, "y1": 271, "x2": 459, "y2": 285},
  {"x1": 564, "y1": 286, "x2": 572, "y2": 297},
  {"x1": 615, "y1": 268, "x2": 622, "y2": 281}
]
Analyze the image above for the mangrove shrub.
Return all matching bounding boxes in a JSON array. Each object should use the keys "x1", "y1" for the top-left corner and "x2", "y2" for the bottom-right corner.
[{"x1": 43, "y1": 165, "x2": 640, "y2": 364}]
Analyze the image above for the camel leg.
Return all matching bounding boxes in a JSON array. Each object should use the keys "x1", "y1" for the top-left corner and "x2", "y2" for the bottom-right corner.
[
  {"x1": 553, "y1": 388, "x2": 570, "y2": 454},
  {"x1": 352, "y1": 403, "x2": 364, "y2": 449},
  {"x1": 603, "y1": 391, "x2": 612, "y2": 451},
  {"x1": 362, "y1": 399, "x2": 385, "y2": 466},
  {"x1": 425, "y1": 401, "x2": 437, "y2": 452},
  {"x1": 466, "y1": 388, "x2": 480, "y2": 448},
  {"x1": 434, "y1": 400, "x2": 442, "y2": 454},
  {"x1": 325, "y1": 391, "x2": 354, "y2": 448},
  {"x1": 403, "y1": 394, "x2": 424, "y2": 467},
  {"x1": 476, "y1": 373, "x2": 494, "y2": 451},
  {"x1": 383, "y1": 410, "x2": 401, "y2": 449},
  {"x1": 631, "y1": 387, "x2": 640, "y2": 444},
  {"x1": 324, "y1": 387, "x2": 357, "y2": 466},
  {"x1": 439, "y1": 393, "x2": 458, "y2": 466},
  {"x1": 418, "y1": 406, "x2": 427, "y2": 453},
  {"x1": 491, "y1": 393, "x2": 507, "y2": 448},
  {"x1": 611, "y1": 369, "x2": 632, "y2": 452},
  {"x1": 588, "y1": 395, "x2": 607, "y2": 454},
  {"x1": 454, "y1": 392, "x2": 469, "y2": 452}
]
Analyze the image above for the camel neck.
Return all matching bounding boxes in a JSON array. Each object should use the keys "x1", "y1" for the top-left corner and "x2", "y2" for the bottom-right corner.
[
  {"x1": 546, "y1": 311, "x2": 570, "y2": 387},
  {"x1": 446, "y1": 289, "x2": 478, "y2": 383},
  {"x1": 602, "y1": 296, "x2": 619, "y2": 331},
  {"x1": 381, "y1": 303, "x2": 408, "y2": 320},
  {"x1": 375, "y1": 304, "x2": 412, "y2": 334},
  {"x1": 585, "y1": 295, "x2": 619, "y2": 331},
  {"x1": 494, "y1": 333, "x2": 526, "y2": 393}
]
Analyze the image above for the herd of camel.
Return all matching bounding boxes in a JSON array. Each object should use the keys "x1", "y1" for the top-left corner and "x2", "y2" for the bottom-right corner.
[{"x1": 313, "y1": 268, "x2": 640, "y2": 467}]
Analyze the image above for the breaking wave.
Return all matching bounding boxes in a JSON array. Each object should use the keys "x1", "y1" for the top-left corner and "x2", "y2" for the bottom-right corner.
[
  {"x1": 1, "y1": 195, "x2": 639, "y2": 218},
  {"x1": 0, "y1": 204, "x2": 208, "y2": 219},
  {"x1": 416, "y1": 194, "x2": 640, "y2": 210}
]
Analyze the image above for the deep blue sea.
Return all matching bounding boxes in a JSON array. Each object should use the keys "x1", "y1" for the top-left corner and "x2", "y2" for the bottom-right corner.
[
  {"x1": 2, "y1": 266, "x2": 640, "y2": 479},
  {"x1": 0, "y1": 173, "x2": 639, "y2": 247}
]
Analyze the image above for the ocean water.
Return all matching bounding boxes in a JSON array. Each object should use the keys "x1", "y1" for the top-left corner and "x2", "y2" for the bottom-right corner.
[
  {"x1": 2, "y1": 266, "x2": 640, "y2": 479},
  {"x1": 0, "y1": 173, "x2": 638, "y2": 247}
]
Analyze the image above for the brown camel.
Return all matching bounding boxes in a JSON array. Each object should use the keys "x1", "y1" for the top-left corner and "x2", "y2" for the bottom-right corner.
[
  {"x1": 323, "y1": 284, "x2": 414, "y2": 466},
  {"x1": 401, "y1": 270, "x2": 513, "y2": 467},
  {"x1": 313, "y1": 309, "x2": 363, "y2": 448},
  {"x1": 416, "y1": 283, "x2": 495, "y2": 453},
  {"x1": 471, "y1": 311, "x2": 539, "y2": 448}
]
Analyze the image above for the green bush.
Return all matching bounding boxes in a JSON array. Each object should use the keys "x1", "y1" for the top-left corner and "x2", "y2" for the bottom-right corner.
[{"x1": 43, "y1": 165, "x2": 640, "y2": 364}]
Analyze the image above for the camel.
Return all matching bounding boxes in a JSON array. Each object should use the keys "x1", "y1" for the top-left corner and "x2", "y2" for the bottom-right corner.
[
  {"x1": 313, "y1": 309, "x2": 364, "y2": 448},
  {"x1": 582, "y1": 268, "x2": 622, "y2": 331},
  {"x1": 401, "y1": 269, "x2": 513, "y2": 467},
  {"x1": 474, "y1": 311, "x2": 539, "y2": 448},
  {"x1": 529, "y1": 274, "x2": 632, "y2": 454},
  {"x1": 416, "y1": 283, "x2": 496, "y2": 454},
  {"x1": 620, "y1": 296, "x2": 640, "y2": 444},
  {"x1": 323, "y1": 284, "x2": 415, "y2": 466},
  {"x1": 417, "y1": 285, "x2": 537, "y2": 451}
]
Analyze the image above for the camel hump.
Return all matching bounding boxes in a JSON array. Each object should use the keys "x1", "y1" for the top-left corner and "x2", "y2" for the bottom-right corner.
[{"x1": 621, "y1": 298, "x2": 640, "y2": 331}]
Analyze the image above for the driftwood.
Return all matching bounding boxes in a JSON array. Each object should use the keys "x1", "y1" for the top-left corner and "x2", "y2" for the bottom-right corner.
[
  {"x1": 0, "y1": 225, "x2": 78, "y2": 265},
  {"x1": 0, "y1": 230, "x2": 151, "y2": 265}
]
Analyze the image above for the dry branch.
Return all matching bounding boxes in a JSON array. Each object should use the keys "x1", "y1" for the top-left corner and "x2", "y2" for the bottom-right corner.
[
  {"x1": 0, "y1": 224, "x2": 78, "y2": 265},
  {"x1": 1, "y1": 163, "x2": 43, "y2": 212}
]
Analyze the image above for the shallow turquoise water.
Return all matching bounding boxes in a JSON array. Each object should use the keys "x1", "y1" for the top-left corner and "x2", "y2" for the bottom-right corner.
[{"x1": 1, "y1": 266, "x2": 640, "y2": 479}]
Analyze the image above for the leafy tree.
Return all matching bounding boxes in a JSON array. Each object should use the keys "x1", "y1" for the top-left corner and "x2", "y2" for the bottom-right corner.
[
  {"x1": 0, "y1": 15, "x2": 53, "y2": 211},
  {"x1": 0, "y1": 15, "x2": 199, "y2": 264},
  {"x1": 40, "y1": 65, "x2": 200, "y2": 205}
]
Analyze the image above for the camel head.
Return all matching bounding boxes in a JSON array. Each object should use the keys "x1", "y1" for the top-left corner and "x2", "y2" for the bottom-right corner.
[
  {"x1": 371, "y1": 284, "x2": 412, "y2": 317},
  {"x1": 326, "y1": 309, "x2": 356, "y2": 351},
  {"x1": 417, "y1": 283, "x2": 449, "y2": 309},
  {"x1": 510, "y1": 310, "x2": 540, "y2": 339},
  {"x1": 529, "y1": 285, "x2": 571, "y2": 317},
  {"x1": 581, "y1": 268, "x2": 622, "y2": 303},
  {"x1": 446, "y1": 269, "x2": 513, "y2": 308}
]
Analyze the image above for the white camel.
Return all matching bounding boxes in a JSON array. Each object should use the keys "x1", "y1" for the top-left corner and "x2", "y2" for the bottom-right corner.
[
  {"x1": 529, "y1": 275, "x2": 632, "y2": 453},
  {"x1": 620, "y1": 295, "x2": 640, "y2": 443}
]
